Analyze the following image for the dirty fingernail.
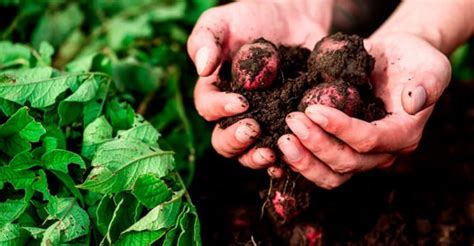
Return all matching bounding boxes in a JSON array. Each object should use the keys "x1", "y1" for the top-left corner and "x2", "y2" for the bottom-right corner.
[
  {"x1": 252, "y1": 148, "x2": 274, "y2": 166},
  {"x1": 195, "y1": 47, "x2": 209, "y2": 75},
  {"x1": 280, "y1": 139, "x2": 301, "y2": 161},
  {"x1": 267, "y1": 166, "x2": 284, "y2": 178},
  {"x1": 408, "y1": 86, "x2": 427, "y2": 114},
  {"x1": 224, "y1": 97, "x2": 248, "y2": 114},
  {"x1": 287, "y1": 119, "x2": 309, "y2": 140},
  {"x1": 235, "y1": 123, "x2": 258, "y2": 143}
]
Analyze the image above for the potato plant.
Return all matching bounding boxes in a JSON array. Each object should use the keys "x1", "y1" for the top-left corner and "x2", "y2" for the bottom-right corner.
[{"x1": 0, "y1": 0, "x2": 215, "y2": 245}]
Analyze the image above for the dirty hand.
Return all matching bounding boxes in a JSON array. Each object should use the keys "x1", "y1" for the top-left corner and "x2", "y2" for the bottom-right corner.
[
  {"x1": 188, "y1": 0, "x2": 334, "y2": 168},
  {"x1": 279, "y1": 33, "x2": 451, "y2": 189}
]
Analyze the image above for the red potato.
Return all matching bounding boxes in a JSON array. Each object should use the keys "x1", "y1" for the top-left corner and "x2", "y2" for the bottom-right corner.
[
  {"x1": 299, "y1": 81, "x2": 362, "y2": 117},
  {"x1": 307, "y1": 33, "x2": 375, "y2": 86},
  {"x1": 272, "y1": 191, "x2": 298, "y2": 221},
  {"x1": 231, "y1": 38, "x2": 279, "y2": 91}
]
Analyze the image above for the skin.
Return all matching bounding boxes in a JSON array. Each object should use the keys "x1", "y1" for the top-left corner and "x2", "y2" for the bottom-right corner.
[
  {"x1": 188, "y1": 0, "x2": 333, "y2": 169},
  {"x1": 188, "y1": 0, "x2": 474, "y2": 189}
]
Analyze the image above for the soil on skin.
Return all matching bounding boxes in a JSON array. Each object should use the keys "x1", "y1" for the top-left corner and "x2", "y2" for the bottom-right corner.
[
  {"x1": 217, "y1": 33, "x2": 386, "y2": 150},
  {"x1": 216, "y1": 34, "x2": 388, "y2": 242},
  {"x1": 218, "y1": 45, "x2": 314, "y2": 148},
  {"x1": 191, "y1": 80, "x2": 474, "y2": 246}
]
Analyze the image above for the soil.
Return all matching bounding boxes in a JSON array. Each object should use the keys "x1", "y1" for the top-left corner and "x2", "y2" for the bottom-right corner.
[
  {"x1": 216, "y1": 33, "x2": 388, "y2": 238},
  {"x1": 190, "y1": 80, "x2": 474, "y2": 245},
  {"x1": 218, "y1": 45, "x2": 314, "y2": 148},
  {"x1": 218, "y1": 33, "x2": 386, "y2": 149}
]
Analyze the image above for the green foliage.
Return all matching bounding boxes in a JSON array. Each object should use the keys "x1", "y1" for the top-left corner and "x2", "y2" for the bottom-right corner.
[
  {"x1": 0, "y1": 0, "x2": 214, "y2": 244},
  {"x1": 451, "y1": 39, "x2": 474, "y2": 81}
]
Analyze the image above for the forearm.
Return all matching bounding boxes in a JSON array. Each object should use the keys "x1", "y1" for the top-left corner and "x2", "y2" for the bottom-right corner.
[
  {"x1": 237, "y1": 0, "x2": 336, "y2": 33},
  {"x1": 372, "y1": 0, "x2": 474, "y2": 54}
]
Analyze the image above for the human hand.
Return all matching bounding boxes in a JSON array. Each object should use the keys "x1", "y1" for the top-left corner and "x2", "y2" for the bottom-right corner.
[
  {"x1": 278, "y1": 33, "x2": 451, "y2": 189},
  {"x1": 188, "y1": 1, "x2": 334, "y2": 168}
]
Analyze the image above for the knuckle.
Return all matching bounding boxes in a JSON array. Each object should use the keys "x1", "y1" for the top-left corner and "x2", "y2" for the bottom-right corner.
[
  {"x1": 353, "y1": 135, "x2": 378, "y2": 153},
  {"x1": 289, "y1": 158, "x2": 310, "y2": 173},
  {"x1": 331, "y1": 162, "x2": 356, "y2": 174}
]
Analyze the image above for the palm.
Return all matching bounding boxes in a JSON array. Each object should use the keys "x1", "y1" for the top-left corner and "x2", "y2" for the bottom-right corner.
[{"x1": 365, "y1": 33, "x2": 451, "y2": 152}]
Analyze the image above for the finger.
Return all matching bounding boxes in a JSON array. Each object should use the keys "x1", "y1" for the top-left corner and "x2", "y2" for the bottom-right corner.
[
  {"x1": 211, "y1": 118, "x2": 260, "y2": 158},
  {"x1": 286, "y1": 112, "x2": 394, "y2": 173},
  {"x1": 187, "y1": 8, "x2": 228, "y2": 76},
  {"x1": 305, "y1": 105, "x2": 421, "y2": 153},
  {"x1": 239, "y1": 147, "x2": 276, "y2": 169},
  {"x1": 194, "y1": 76, "x2": 248, "y2": 121},
  {"x1": 278, "y1": 134, "x2": 352, "y2": 190},
  {"x1": 401, "y1": 56, "x2": 451, "y2": 115},
  {"x1": 267, "y1": 166, "x2": 285, "y2": 178}
]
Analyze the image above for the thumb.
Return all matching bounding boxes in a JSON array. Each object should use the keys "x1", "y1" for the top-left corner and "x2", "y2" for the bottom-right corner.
[
  {"x1": 401, "y1": 73, "x2": 449, "y2": 115},
  {"x1": 187, "y1": 10, "x2": 228, "y2": 76}
]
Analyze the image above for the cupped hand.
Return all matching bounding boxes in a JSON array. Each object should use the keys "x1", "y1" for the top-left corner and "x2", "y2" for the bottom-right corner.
[
  {"x1": 279, "y1": 33, "x2": 451, "y2": 189},
  {"x1": 188, "y1": 1, "x2": 333, "y2": 168}
]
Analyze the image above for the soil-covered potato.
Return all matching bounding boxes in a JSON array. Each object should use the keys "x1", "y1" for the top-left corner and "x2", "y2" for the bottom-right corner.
[{"x1": 217, "y1": 33, "x2": 387, "y2": 228}]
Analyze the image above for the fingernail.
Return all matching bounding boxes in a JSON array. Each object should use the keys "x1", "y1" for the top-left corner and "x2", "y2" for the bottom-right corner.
[
  {"x1": 267, "y1": 166, "x2": 284, "y2": 178},
  {"x1": 235, "y1": 123, "x2": 258, "y2": 143},
  {"x1": 306, "y1": 107, "x2": 328, "y2": 128},
  {"x1": 224, "y1": 97, "x2": 248, "y2": 114},
  {"x1": 287, "y1": 119, "x2": 309, "y2": 140},
  {"x1": 280, "y1": 139, "x2": 301, "y2": 161},
  {"x1": 195, "y1": 47, "x2": 209, "y2": 75},
  {"x1": 408, "y1": 86, "x2": 427, "y2": 114},
  {"x1": 253, "y1": 148, "x2": 272, "y2": 166}
]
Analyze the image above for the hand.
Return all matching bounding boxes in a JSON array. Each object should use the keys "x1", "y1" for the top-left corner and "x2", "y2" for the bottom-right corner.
[
  {"x1": 279, "y1": 33, "x2": 451, "y2": 189},
  {"x1": 188, "y1": 1, "x2": 333, "y2": 168}
]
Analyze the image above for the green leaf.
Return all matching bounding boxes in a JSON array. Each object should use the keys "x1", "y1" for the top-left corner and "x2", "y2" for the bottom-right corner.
[
  {"x1": 38, "y1": 41, "x2": 54, "y2": 66},
  {"x1": 22, "y1": 227, "x2": 46, "y2": 240},
  {"x1": 0, "y1": 99, "x2": 21, "y2": 116},
  {"x1": 0, "y1": 107, "x2": 45, "y2": 156},
  {"x1": 42, "y1": 198, "x2": 90, "y2": 245},
  {"x1": 106, "y1": 99, "x2": 134, "y2": 130},
  {"x1": 117, "y1": 115, "x2": 160, "y2": 146},
  {"x1": 0, "y1": 166, "x2": 35, "y2": 189},
  {"x1": 95, "y1": 195, "x2": 115, "y2": 235},
  {"x1": 58, "y1": 76, "x2": 99, "y2": 126},
  {"x1": 112, "y1": 60, "x2": 161, "y2": 93},
  {"x1": 104, "y1": 194, "x2": 138, "y2": 244},
  {"x1": 0, "y1": 107, "x2": 44, "y2": 139},
  {"x1": 0, "y1": 41, "x2": 31, "y2": 69},
  {"x1": 20, "y1": 120, "x2": 45, "y2": 142},
  {"x1": 78, "y1": 139, "x2": 174, "y2": 194},
  {"x1": 131, "y1": 174, "x2": 172, "y2": 209},
  {"x1": 9, "y1": 151, "x2": 40, "y2": 171},
  {"x1": 81, "y1": 116, "x2": 113, "y2": 159},
  {"x1": 122, "y1": 199, "x2": 182, "y2": 233},
  {"x1": 31, "y1": 3, "x2": 84, "y2": 49},
  {"x1": 0, "y1": 199, "x2": 30, "y2": 228},
  {"x1": 0, "y1": 134, "x2": 31, "y2": 157},
  {"x1": 0, "y1": 67, "x2": 77, "y2": 108},
  {"x1": 41, "y1": 149, "x2": 85, "y2": 173},
  {"x1": 32, "y1": 170, "x2": 53, "y2": 202},
  {"x1": 0, "y1": 223, "x2": 28, "y2": 246},
  {"x1": 107, "y1": 16, "x2": 152, "y2": 50},
  {"x1": 50, "y1": 170, "x2": 84, "y2": 206},
  {"x1": 115, "y1": 230, "x2": 165, "y2": 246}
]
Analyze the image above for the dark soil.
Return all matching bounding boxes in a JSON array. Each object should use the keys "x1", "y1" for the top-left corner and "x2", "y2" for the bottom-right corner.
[
  {"x1": 190, "y1": 80, "x2": 474, "y2": 245},
  {"x1": 218, "y1": 45, "x2": 314, "y2": 148},
  {"x1": 218, "y1": 33, "x2": 386, "y2": 149},
  {"x1": 216, "y1": 33, "x2": 388, "y2": 239}
]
